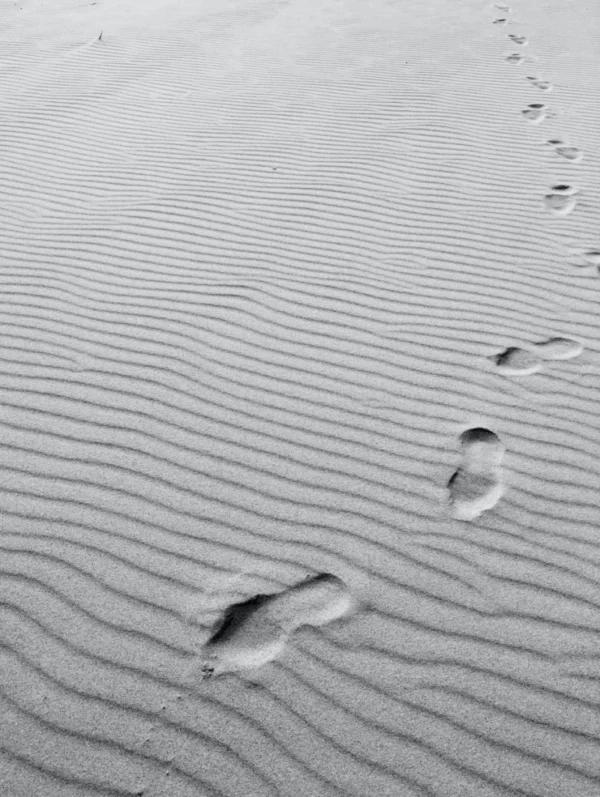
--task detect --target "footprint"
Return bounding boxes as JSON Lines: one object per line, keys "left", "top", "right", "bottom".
{"left": 188, "top": 573, "right": 354, "bottom": 680}
{"left": 526, "top": 76, "right": 553, "bottom": 91}
{"left": 508, "top": 33, "right": 528, "bottom": 45}
{"left": 522, "top": 103, "right": 548, "bottom": 123}
{"left": 555, "top": 145, "right": 582, "bottom": 161}
{"left": 544, "top": 184, "right": 578, "bottom": 216}
{"left": 489, "top": 338, "right": 583, "bottom": 377}
{"left": 546, "top": 139, "right": 582, "bottom": 162}
{"left": 447, "top": 428, "right": 505, "bottom": 522}
{"left": 495, "top": 4, "right": 511, "bottom": 11}
{"left": 506, "top": 53, "right": 525, "bottom": 64}
{"left": 487, "top": 346, "right": 543, "bottom": 376}
{"left": 493, "top": 17, "right": 508, "bottom": 24}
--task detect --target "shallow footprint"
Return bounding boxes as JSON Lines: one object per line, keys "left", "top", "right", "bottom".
{"left": 506, "top": 52, "right": 525, "bottom": 64}
{"left": 448, "top": 428, "right": 505, "bottom": 522}
{"left": 527, "top": 76, "right": 553, "bottom": 91}
{"left": 556, "top": 145, "right": 582, "bottom": 161}
{"left": 533, "top": 337, "right": 583, "bottom": 360}
{"left": 522, "top": 103, "right": 547, "bottom": 123}
{"left": 188, "top": 573, "right": 354, "bottom": 680}
{"left": 508, "top": 33, "right": 528, "bottom": 45}
{"left": 544, "top": 184, "right": 578, "bottom": 216}
{"left": 546, "top": 139, "right": 582, "bottom": 162}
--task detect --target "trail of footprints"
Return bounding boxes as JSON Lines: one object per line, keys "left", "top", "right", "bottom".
{"left": 176, "top": 3, "right": 597, "bottom": 688}
{"left": 495, "top": 3, "right": 591, "bottom": 220}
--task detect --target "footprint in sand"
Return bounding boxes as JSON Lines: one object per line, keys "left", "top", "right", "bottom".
{"left": 522, "top": 103, "right": 548, "bottom": 123}
{"left": 508, "top": 33, "right": 528, "bottom": 45}
{"left": 188, "top": 573, "right": 355, "bottom": 680}
{"left": 526, "top": 76, "right": 553, "bottom": 91}
{"left": 505, "top": 52, "right": 525, "bottom": 64}
{"left": 493, "top": 18, "right": 509, "bottom": 25}
{"left": 448, "top": 428, "right": 505, "bottom": 522}
{"left": 544, "top": 184, "right": 578, "bottom": 216}
{"left": 546, "top": 139, "right": 583, "bottom": 162}
{"left": 488, "top": 337, "right": 584, "bottom": 375}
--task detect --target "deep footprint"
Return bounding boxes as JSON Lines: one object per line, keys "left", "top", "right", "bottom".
{"left": 448, "top": 428, "right": 505, "bottom": 521}
{"left": 522, "top": 103, "right": 547, "bottom": 123}
{"left": 188, "top": 573, "right": 354, "bottom": 679}
{"left": 508, "top": 33, "right": 528, "bottom": 45}
{"left": 544, "top": 184, "right": 578, "bottom": 216}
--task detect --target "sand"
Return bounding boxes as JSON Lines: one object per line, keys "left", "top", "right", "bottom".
{"left": 1, "top": 0, "right": 599, "bottom": 795}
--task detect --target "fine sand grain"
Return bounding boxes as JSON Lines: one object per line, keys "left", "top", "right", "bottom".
{"left": 1, "top": 0, "right": 600, "bottom": 795}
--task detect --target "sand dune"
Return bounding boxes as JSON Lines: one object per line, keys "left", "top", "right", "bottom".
{"left": 1, "top": 0, "right": 599, "bottom": 795}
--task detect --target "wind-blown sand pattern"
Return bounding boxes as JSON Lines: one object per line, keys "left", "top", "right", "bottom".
{"left": 1, "top": 0, "right": 600, "bottom": 795}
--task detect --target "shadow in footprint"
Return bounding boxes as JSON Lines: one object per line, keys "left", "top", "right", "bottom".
{"left": 505, "top": 52, "right": 525, "bottom": 64}
{"left": 448, "top": 428, "right": 505, "bottom": 522}
{"left": 508, "top": 33, "right": 528, "bottom": 45}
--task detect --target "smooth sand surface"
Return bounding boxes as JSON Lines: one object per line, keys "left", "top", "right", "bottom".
{"left": 1, "top": 0, "right": 600, "bottom": 795}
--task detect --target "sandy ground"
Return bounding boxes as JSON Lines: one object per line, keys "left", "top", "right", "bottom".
{"left": 1, "top": 0, "right": 599, "bottom": 795}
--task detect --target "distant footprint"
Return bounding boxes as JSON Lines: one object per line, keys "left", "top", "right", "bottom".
{"left": 495, "top": 4, "right": 511, "bottom": 11}
{"left": 544, "top": 184, "right": 578, "bottom": 216}
{"left": 546, "top": 139, "right": 583, "bottom": 162}
{"left": 526, "top": 76, "right": 553, "bottom": 91}
{"left": 188, "top": 573, "right": 355, "bottom": 680}
{"left": 493, "top": 17, "right": 509, "bottom": 25}
{"left": 522, "top": 103, "right": 548, "bottom": 123}
{"left": 508, "top": 33, "right": 528, "bottom": 45}
{"left": 447, "top": 428, "right": 505, "bottom": 521}
{"left": 505, "top": 52, "right": 525, "bottom": 64}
